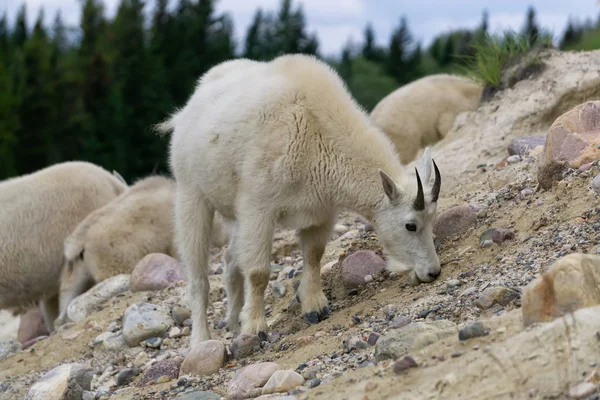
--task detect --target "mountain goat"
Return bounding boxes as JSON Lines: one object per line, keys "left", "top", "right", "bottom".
{"left": 0, "top": 161, "right": 128, "bottom": 333}
{"left": 53, "top": 175, "right": 178, "bottom": 327}
{"left": 370, "top": 73, "right": 483, "bottom": 164}
{"left": 155, "top": 54, "right": 442, "bottom": 348}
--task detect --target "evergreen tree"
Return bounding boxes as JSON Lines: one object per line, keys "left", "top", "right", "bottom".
{"left": 16, "top": 9, "right": 58, "bottom": 173}
{"left": 362, "top": 23, "right": 385, "bottom": 63}
{"left": 0, "top": 13, "right": 10, "bottom": 64}
{"left": 243, "top": 8, "right": 265, "bottom": 59}
{"left": 13, "top": 4, "right": 28, "bottom": 49}
{"left": 0, "top": 59, "right": 18, "bottom": 177}
{"left": 387, "top": 16, "right": 419, "bottom": 85}
{"left": 523, "top": 6, "right": 540, "bottom": 44}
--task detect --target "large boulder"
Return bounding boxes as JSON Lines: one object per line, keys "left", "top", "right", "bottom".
{"left": 538, "top": 101, "right": 600, "bottom": 189}
{"left": 25, "top": 363, "right": 93, "bottom": 400}
{"left": 521, "top": 253, "right": 600, "bottom": 327}
{"left": 341, "top": 250, "right": 386, "bottom": 288}
{"left": 130, "top": 253, "right": 187, "bottom": 292}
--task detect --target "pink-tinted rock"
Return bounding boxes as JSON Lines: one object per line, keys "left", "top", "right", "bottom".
{"left": 341, "top": 250, "right": 386, "bottom": 289}
{"left": 130, "top": 253, "right": 187, "bottom": 292}
{"left": 180, "top": 340, "right": 225, "bottom": 377}
{"left": 433, "top": 204, "right": 478, "bottom": 241}
{"left": 538, "top": 101, "right": 600, "bottom": 189}
{"left": 22, "top": 336, "right": 48, "bottom": 350}
{"left": 507, "top": 136, "right": 546, "bottom": 156}
{"left": 17, "top": 307, "right": 49, "bottom": 345}
{"left": 228, "top": 362, "right": 282, "bottom": 400}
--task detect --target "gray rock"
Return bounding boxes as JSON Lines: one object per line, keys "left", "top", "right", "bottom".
{"left": 122, "top": 302, "right": 173, "bottom": 347}
{"left": 67, "top": 275, "right": 130, "bottom": 323}
{"left": 180, "top": 340, "right": 226, "bottom": 377}
{"left": 171, "top": 305, "right": 192, "bottom": 326}
{"left": 343, "top": 336, "right": 369, "bottom": 352}
{"left": 341, "top": 250, "right": 386, "bottom": 289}
{"left": 458, "top": 321, "right": 490, "bottom": 341}
{"left": 0, "top": 339, "right": 21, "bottom": 360}
{"left": 367, "top": 332, "right": 381, "bottom": 346}
{"left": 100, "top": 332, "right": 126, "bottom": 351}
{"left": 262, "top": 370, "right": 305, "bottom": 395}
{"left": 506, "top": 155, "right": 521, "bottom": 164}
{"left": 389, "top": 315, "right": 411, "bottom": 329}
{"left": 592, "top": 173, "right": 600, "bottom": 194}
{"left": 507, "top": 135, "right": 546, "bottom": 156}
{"left": 116, "top": 368, "right": 139, "bottom": 386}
{"left": 392, "top": 356, "right": 418, "bottom": 374}
{"left": 433, "top": 204, "right": 478, "bottom": 241}
{"left": 179, "top": 391, "right": 221, "bottom": 400}
{"left": 375, "top": 320, "right": 457, "bottom": 361}
{"left": 271, "top": 282, "right": 286, "bottom": 298}
{"left": 231, "top": 334, "right": 261, "bottom": 359}
{"left": 25, "top": 363, "right": 93, "bottom": 400}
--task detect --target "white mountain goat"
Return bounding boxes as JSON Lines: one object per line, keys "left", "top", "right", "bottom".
{"left": 0, "top": 161, "right": 128, "bottom": 333}
{"left": 370, "top": 73, "right": 483, "bottom": 164}
{"left": 155, "top": 54, "right": 442, "bottom": 346}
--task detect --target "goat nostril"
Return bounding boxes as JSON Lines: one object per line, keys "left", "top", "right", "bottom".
{"left": 428, "top": 271, "right": 440, "bottom": 279}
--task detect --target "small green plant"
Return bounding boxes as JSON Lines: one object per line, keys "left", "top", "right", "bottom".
{"left": 458, "top": 29, "right": 554, "bottom": 88}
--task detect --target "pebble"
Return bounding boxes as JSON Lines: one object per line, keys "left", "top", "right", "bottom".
{"left": 307, "top": 378, "right": 321, "bottom": 388}
{"left": 367, "top": 332, "right": 381, "bottom": 346}
{"left": 180, "top": 340, "right": 226, "bottom": 377}
{"left": 145, "top": 337, "right": 163, "bottom": 349}
{"left": 392, "top": 356, "right": 418, "bottom": 374}
{"left": 134, "top": 352, "right": 149, "bottom": 367}
{"left": 171, "top": 306, "right": 192, "bottom": 326}
{"left": 231, "top": 334, "right": 261, "bottom": 359}
{"left": 0, "top": 339, "right": 21, "bottom": 360}
{"left": 227, "top": 362, "right": 281, "bottom": 400}
{"left": 66, "top": 274, "right": 130, "bottom": 323}
{"left": 592, "top": 173, "right": 600, "bottom": 194}
{"left": 364, "top": 274, "right": 373, "bottom": 283}
{"left": 389, "top": 315, "right": 411, "bottom": 329}
{"left": 262, "top": 370, "right": 305, "bottom": 395}
{"left": 25, "top": 363, "right": 92, "bottom": 399}
{"left": 446, "top": 279, "right": 462, "bottom": 288}
{"left": 116, "top": 368, "right": 139, "bottom": 386}
{"left": 567, "top": 381, "right": 597, "bottom": 398}
{"left": 271, "top": 282, "right": 286, "bottom": 298}
{"left": 137, "top": 358, "right": 183, "bottom": 386}
{"left": 122, "top": 302, "right": 173, "bottom": 347}
{"left": 474, "top": 286, "right": 519, "bottom": 310}
{"left": 507, "top": 155, "right": 521, "bottom": 164}
{"left": 458, "top": 321, "right": 489, "bottom": 341}
{"left": 169, "top": 327, "right": 182, "bottom": 338}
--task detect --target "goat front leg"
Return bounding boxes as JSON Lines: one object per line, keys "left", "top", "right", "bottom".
{"left": 297, "top": 220, "right": 333, "bottom": 324}
{"left": 223, "top": 226, "right": 244, "bottom": 336}
{"left": 236, "top": 208, "right": 275, "bottom": 342}
{"left": 175, "top": 185, "right": 214, "bottom": 347}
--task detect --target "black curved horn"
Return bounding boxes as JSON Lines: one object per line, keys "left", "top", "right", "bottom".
{"left": 413, "top": 168, "right": 425, "bottom": 211}
{"left": 431, "top": 159, "right": 441, "bottom": 203}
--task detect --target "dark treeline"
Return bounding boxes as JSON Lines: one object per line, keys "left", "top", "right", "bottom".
{"left": 0, "top": 0, "right": 598, "bottom": 181}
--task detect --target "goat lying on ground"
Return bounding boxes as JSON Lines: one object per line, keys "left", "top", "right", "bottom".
{"left": 156, "top": 54, "right": 442, "bottom": 348}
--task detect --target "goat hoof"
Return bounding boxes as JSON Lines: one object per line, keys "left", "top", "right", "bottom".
{"left": 258, "top": 331, "right": 268, "bottom": 342}
{"left": 304, "top": 311, "right": 320, "bottom": 324}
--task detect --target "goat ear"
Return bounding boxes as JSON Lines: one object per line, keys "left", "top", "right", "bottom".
{"left": 418, "top": 147, "right": 433, "bottom": 184}
{"left": 379, "top": 169, "right": 399, "bottom": 202}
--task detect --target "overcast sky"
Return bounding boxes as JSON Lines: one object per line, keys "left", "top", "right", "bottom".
{"left": 1, "top": 0, "right": 599, "bottom": 57}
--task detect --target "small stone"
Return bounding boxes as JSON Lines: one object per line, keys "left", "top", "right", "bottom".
{"left": 122, "top": 302, "right": 173, "bottom": 347}
{"left": 130, "top": 253, "right": 187, "bottom": 292}
{"left": 271, "top": 282, "right": 286, "bottom": 298}
{"left": 262, "top": 370, "right": 305, "bottom": 395}
{"left": 480, "top": 228, "right": 515, "bottom": 246}
{"left": 169, "top": 327, "right": 182, "bottom": 338}
{"left": 320, "top": 260, "right": 337, "bottom": 275}
{"left": 0, "top": 339, "right": 21, "bottom": 360}
{"left": 507, "top": 135, "right": 546, "bottom": 156}
{"left": 389, "top": 315, "right": 411, "bottom": 329}
{"left": 392, "top": 356, "right": 418, "bottom": 374}
{"left": 116, "top": 368, "right": 139, "bottom": 386}
{"left": 138, "top": 358, "right": 183, "bottom": 386}
{"left": 592, "top": 173, "right": 600, "bottom": 194}
{"left": 480, "top": 239, "right": 493, "bottom": 248}
{"left": 171, "top": 306, "right": 192, "bottom": 326}
{"left": 181, "top": 326, "right": 191, "bottom": 336}
{"left": 228, "top": 362, "right": 281, "bottom": 400}
{"left": 458, "top": 321, "right": 489, "bottom": 341}
{"left": 307, "top": 378, "right": 320, "bottom": 388}
{"left": 231, "top": 334, "right": 261, "bottom": 359}
{"left": 180, "top": 340, "right": 226, "bottom": 377}
{"left": 446, "top": 279, "right": 461, "bottom": 288}
{"left": 343, "top": 336, "right": 369, "bottom": 352}
{"left": 25, "top": 363, "right": 93, "bottom": 400}
{"left": 156, "top": 375, "right": 171, "bottom": 384}
{"left": 506, "top": 155, "right": 521, "bottom": 164}
{"left": 474, "top": 286, "right": 519, "bottom": 310}
{"left": 367, "top": 332, "right": 381, "bottom": 346}
{"left": 341, "top": 250, "right": 386, "bottom": 289}
{"left": 364, "top": 274, "right": 373, "bottom": 283}
{"left": 134, "top": 352, "right": 149, "bottom": 367}
{"left": 333, "top": 224, "right": 349, "bottom": 234}
{"left": 145, "top": 337, "right": 163, "bottom": 349}
{"left": 567, "top": 381, "right": 597, "bottom": 398}
{"left": 381, "top": 304, "right": 397, "bottom": 319}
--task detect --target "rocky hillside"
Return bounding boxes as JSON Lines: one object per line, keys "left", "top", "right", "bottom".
{"left": 2, "top": 48, "right": 600, "bottom": 400}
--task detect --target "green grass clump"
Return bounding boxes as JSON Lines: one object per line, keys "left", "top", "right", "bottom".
{"left": 460, "top": 29, "right": 554, "bottom": 88}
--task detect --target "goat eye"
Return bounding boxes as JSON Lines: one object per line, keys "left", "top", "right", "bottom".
{"left": 405, "top": 223, "right": 417, "bottom": 232}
